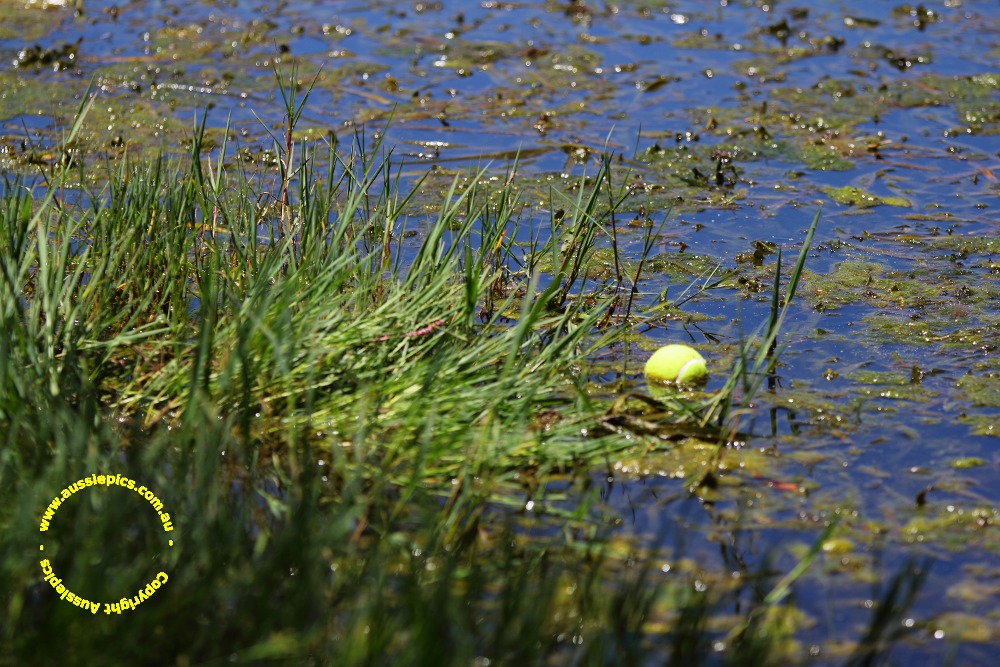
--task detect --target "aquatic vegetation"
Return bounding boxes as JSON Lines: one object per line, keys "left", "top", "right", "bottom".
{"left": 2, "top": 0, "right": 999, "bottom": 664}
{"left": 0, "top": 103, "right": 835, "bottom": 667}
{"left": 821, "top": 185, "right": 910, "bottom": 209}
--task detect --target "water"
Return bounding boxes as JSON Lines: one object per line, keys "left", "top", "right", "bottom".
{"left": 2, "top": 0, "right": 998, "bottom": 661}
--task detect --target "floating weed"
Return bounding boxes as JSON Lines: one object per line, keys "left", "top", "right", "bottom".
{"left": 932, "top": 613, "right": 997, "bottom": 644}
{"left": 862, "top": 312, "right": 975, "bottom": 347}
{"left": 920, "top": 235, "right": 1000, "bottom": 259}
{"left": 955, "top": 374, "right": 1000, "bottom": 408}
{"left": 951, "top": 457, "right": 986, "bottom": 469}
{"left": 805, "top": 259, "right": 952, "bottom": 312}
{"left": 644, "top": 251, "right": 725, "bottom": 281}
{"left": 0, "top": 0, "right": 66, "bottom": 41}
{"left": 959, "top": 414, "right": 999, "bottom": 438}
{"left": 847, "top": 373, "right": 939, "bottom": 403}
{"left": 821, "top": 185, "right": 911, "bottom": 209}
{"left": 849, "top": 371, "right": 919, "bottom": 386}
{"left": 901, "top": 507, "right": 999, "bottom": 551}
{"left": 794, "top": 141, "right": 857, "bottom": 171}
{"left": 611, "top": 434, "right": 781, "bottom": 484}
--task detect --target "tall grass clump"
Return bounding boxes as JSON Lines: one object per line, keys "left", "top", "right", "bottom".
{"left": 0, "top": 80, "right": 867, "bottom": 666}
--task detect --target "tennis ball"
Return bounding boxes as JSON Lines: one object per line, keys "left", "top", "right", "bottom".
{"left": 644, "top": 344, "right": 708, "bottom": 386}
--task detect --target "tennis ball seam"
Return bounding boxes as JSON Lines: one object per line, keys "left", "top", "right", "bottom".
{"left": 677, "top": 358, "right": 702, "bottom": 382}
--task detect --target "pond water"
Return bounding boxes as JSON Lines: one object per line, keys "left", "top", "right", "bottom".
{"left": 2, "top": 0, "right": 997, "bottom": 663}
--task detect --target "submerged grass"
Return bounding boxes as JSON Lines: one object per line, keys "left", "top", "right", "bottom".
{"left": 0, "top": 85, "right": 916, "bottom": 666}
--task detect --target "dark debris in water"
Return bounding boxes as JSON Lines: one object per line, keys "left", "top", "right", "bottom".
{"left": 12, "top": 37, "right": 80, "bottom": 71}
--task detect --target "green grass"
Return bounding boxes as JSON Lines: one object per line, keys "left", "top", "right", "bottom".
{"left": 0, "top": 85, "right": 924, "bottom": 666}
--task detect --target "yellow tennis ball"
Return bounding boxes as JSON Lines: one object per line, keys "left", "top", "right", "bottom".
{"left": 644, "top": 344, "right": 708, "bottom": 386}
